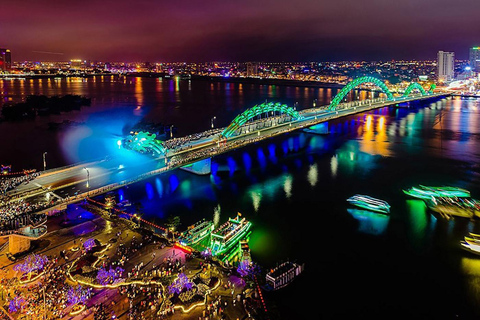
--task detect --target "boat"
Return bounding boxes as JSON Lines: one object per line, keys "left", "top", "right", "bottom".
{"left": 177, "top": 219, "right": 214, "bottom": 247}
{"left": 461, "top": 240, "right": 480, "bottom": 256}
{"left": 426, "top": 197, "right": 480, "bottom": 219}
{"left": 210, "top": 214, "right": 252, "bottom": 256}
{"left": 265, "top": 261, "right": 304, "bottom": 291}
{"left": 403, "top": 185, "right": 470, "bottom": 200}
{"left": 346, "top": 195, "right": 390, "bottom": 214}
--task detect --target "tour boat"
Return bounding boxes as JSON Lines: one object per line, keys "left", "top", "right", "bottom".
{"left": 210, "top": 214, "right": 252, "bottom": 256}
{"left": 346, "top": 195, "right": 390, "bottom": 214}
{"left": 426, "top": 197, "right": 480, "bottom": 219}
{"left": 403, "top": 185, "right": 470, "bottom": 200}
{"left": 177, "top": 219, "right": 214, "bottom": 247}
{"left": 265, "top": 261, "right": 304, "bottom": 291}
{"left": 461, "top": 240, "right": 480, "bottom": 255}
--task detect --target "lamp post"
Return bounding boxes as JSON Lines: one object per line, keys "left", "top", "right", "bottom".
{"left": 211, "top": 116, "right": 216, "bottom": 129}
{"left": 43, "top": 152, "right": 47, "bottom": 171}
{"left": 83, "top": 167, "right": 90, "bottom": 194}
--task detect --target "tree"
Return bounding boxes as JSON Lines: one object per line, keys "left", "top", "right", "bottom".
{"left": 166, "top": 215, "right": 181, "bottom": 241}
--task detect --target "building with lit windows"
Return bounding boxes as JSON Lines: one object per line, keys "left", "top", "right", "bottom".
{"left": 469, "top": 47, "right": 480, "bottom": 72}
{"left": 0, "top": 48, "right": 12, "bottom": 71}
{"left": 437, "top": 51, "right": 454, "bottom": 82}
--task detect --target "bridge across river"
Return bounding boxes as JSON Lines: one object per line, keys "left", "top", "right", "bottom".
{"left": 2, "top": 77, "right": 449, "bottom": 214}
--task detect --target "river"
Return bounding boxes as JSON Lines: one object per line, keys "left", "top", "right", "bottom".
{"left": 1, "top": 76, "right": 480, "bottom": 318}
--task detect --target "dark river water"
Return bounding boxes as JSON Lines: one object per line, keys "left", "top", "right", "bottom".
{"left": 2, "top": 76, "right": 480, "bottom": 319}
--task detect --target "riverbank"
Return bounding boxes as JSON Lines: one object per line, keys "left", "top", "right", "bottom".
{"left": 0, "top": 202, "right": 270, "bottom": 319}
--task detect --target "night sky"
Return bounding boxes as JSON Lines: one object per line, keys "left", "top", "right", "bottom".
{"left": 2, "top": 0, "right": 480, "bottom": 62}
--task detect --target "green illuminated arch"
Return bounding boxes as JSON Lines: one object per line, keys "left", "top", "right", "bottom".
{"left": 428, "top": 83, "right": 436, "bottom": 93}
{"left": 403, "top": 82, "right": 426, "bottom": 97}
{"left": 328, "top": 76, "right": 393, "bottom": 110}
{"left": 221, "top": 102, "right": 301, "bottom": 138}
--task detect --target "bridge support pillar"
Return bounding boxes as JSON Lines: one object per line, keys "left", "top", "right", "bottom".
{"left": 9, "top": 235, "right": 31, "bottom": 255}
{"left": 180, "top": 158, "right": 211, "bottom": 175}
{"left": 303, "top": 122, "right": 329, "bottom": 135}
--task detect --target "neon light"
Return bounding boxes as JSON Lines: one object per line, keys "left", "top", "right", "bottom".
{"left": 329, "top": 76, "right": 393, "bottom": 110}
{"left": 403, "top": 82, "right": 426, "bottom": 97}
{"left": 174, "top": 242, "right": 193, "bottom": 253}
{"left": 210, "top": 216, "right": 252, "bottom": 256}
{"left": 221, "top": 102, "right": 301, "bottom": 138}
{"left": 346, "top": 194, "right": 390, "bottom": 214}
{"left": 403, "top": 186, "right": 470, "bottom": 199}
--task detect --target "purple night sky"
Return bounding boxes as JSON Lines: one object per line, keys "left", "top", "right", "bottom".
{"left": 1, "top": 0, "right": 479, "bottom": 62}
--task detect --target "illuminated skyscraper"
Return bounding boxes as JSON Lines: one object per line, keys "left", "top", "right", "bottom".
{"left": 246, "top": 62, "right": 258, "bottom": 77}
{"left": 469, "top": 47, "right": 480, "bottom": 71}
{"left": 0, "top": 48, "right": 11, "bottom": 71}
{"left": 437, "top": 51, "right": 454, "bottom": 82}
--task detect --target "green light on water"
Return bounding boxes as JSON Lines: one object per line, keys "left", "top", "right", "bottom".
{"left": 406, "top": 199, "right": 428, "bottom": 246}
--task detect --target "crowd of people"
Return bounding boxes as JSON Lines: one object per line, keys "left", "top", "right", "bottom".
{"left": 1, "top": 257, "right": 74, "bottom": 319}
{"left": 0, "top": 197, "right": 53, "bottom": 233}
{"left": 162, "top": 128, "right": 221, "bottom": 150}
{"left": 0, "top": 171, "right": 40, "bottom": 195}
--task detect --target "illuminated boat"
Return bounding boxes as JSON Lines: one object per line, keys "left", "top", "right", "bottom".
{"left": 464, "top": 236, "right": 480, "bottom": 246}
{"left": 346, "top": 195, "right": 390, "bottom": 214}
{"left": 427, "top": 197, "right": 480, "bottom": 219}
{"left": 177, "top": 219, "right": 214, "bottom": 247}
{"left": 461, "top": 240, "right": 480, "bottom": 256}
{"left": 468, "top": 232, "right": 480, "bottom": 239}
{"left": 210, "top": 214, "right": 252, "bottom": 256}
{"left": 265, "top": 261, "right": 304, "bottom": 291}
{"left": 403, "top": 185, "right": 470, "bottom": 200}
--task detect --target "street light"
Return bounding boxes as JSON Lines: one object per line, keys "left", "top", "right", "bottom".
{"left": 83, "top": 167, "right": 90, "bottom": 193}
{"left": 211, "top": 116, "right": 216, "bottom": 129}
{"left": 43, "top": 152, "right": 47, "bottom": 171}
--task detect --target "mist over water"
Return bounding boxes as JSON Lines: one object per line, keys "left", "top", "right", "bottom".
{"left": 2, "top": 77, "right": 480, "bottom": 318}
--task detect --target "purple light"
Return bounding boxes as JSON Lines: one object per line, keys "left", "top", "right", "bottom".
{"left": 13, "top": 254, "right": 49, "bottom": 274}
{"left": 236, "top": 260, "right": 259, "bottom": 278}
{"left": 168, "top": 273, "right": 193, "bottom": 295}
{"left": 96, "top": 266, "right": 124, "bottom": 285}
{"left": 67, "top": 285, "right": 92, "bottom": 306}
{"left": 8, "top": 296, "right": 26, "bottom": 313}
{"left": 83, "top": 238, "right": 96, "bottom": 251}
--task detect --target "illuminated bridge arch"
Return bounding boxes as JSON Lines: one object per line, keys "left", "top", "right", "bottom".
{"left": 403, "top": 82, "right": 426, "bottom": 97}
{"left": 221, "top": 102, "right": 301, "bottom": 138}
{"left": 328, "top": 76, "right": 394, "bottom": 110}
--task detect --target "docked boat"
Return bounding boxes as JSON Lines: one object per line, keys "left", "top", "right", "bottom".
{"left": 265, "top": 261, "right": 304, "bottom": 291}
{"left": 346, "top": 195, "right": 390, "bottom": 214}
{"left": 403, "top": 185, "right": 470, "bottom": 200}
{"left": 210, "top": 214, "right": 252, "bottom": 256}
{"left": 177, "top": 219, "right": 214, "bottom": 247}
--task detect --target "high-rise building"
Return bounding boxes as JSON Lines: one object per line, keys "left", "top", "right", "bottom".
{"left": 469, "top": 47, "right": 480, "bottom": 71}
{"left": 246, "top": 62, "right": 258, "bottom": 77}
{"left": 0, "top": 48, "right": 12, "bottom": 71}
{"left": 437, "top": 51, "right": 455, "bottom": 82}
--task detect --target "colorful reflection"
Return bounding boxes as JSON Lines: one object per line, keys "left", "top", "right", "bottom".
{"left": 347, "top": 208, "right": 390, "bottom": 236}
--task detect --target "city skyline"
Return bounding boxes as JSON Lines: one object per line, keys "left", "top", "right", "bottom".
{"left": 2, "top": 0, "right": 480, "bottom": 62}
